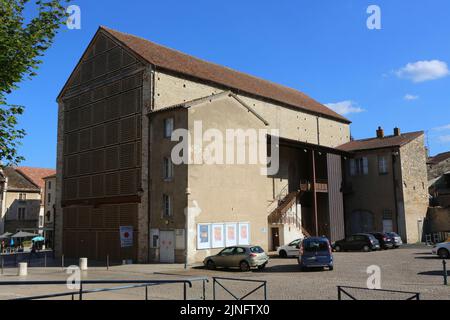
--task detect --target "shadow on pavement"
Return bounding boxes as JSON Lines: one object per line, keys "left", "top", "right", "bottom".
{"left": 417, "top": 270, "right": 450, "bottom": 276}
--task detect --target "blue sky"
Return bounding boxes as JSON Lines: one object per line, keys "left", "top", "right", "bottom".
{"left": 7, "top": 0, "right": 450, "bottom": 168}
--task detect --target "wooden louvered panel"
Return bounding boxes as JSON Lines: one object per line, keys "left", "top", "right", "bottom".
{"left": 64, "top": 178, "right": 78, "bottom": 200}
{"left": 122, "top": 50, "right": 136, "bottom": 67}
{"left": 79, "top": 92, "right": 91, "bottom": 106}
{"left": 119, "top": 204, "right": 137, "bottom": 227}
{"left": 91, "top": 149, "right": 105, "bottom": 172}
{"left": 120, "top": 143, "right": 136, "bottom": 169}
{"left": 92, "top": 101, "right": 105, "bottom": 124}
{"left": 78, "top": 231, "right": 97, "bottom": 259}
{"left": 136, "top": 141, "right": 142, "bottom": 166}
{"left": 91, "top": 207, "right": 104, "bottom": 228}
{"left": 136, "top": 168, "right": 142, "bottom": 190}
{"left": 120, "top": 169, "right": 137, "bottom": 195}
{"left": 91, "top": 125, "right": 105, "bottom": 148}
{"left": 79, "top": 129, "right": 92, "bottom": 151}
{"left": 65, "top": 109, "right": 79, "bottom": 132}
{"left": 79, "top": 106, "right": 92, "bottom": 128}
{"left": 107, "top": 80, "right": 121, "bottom": 96}
{"left": 78, "top": 152, "right": 92, "bottom": 174}
{"left": 77, "top": 207, "right": 92, "bottom": 228}
{"left": 94, "top": 34, "right": 107, "bottom": 54}
{"left": 63, "top": 207, "right": 78, "bottom": 228}
{"left": 105, "top": 121, "right": 120, "bottom": 145}
{"left": 63, "top": 230, "right": 78, "bottom": 258}
{"left": 65, "top": 97, "right": 79, "bottom": 110}
{"left": 81, "top": 60, "right": 94, "bottom": 82}
{"left": 120, "top": 116, "right": 136, "bottom": 142}
{"left": 70, "top": 71, "right": 81, "bottom": 87}
{"left": 65, "top": 132, "right": 79, "bottom": 154}
{"left": 104, "top": 172, "right": 119, "bottom": 196}
{"left": 91, "top": 174, "right": 104, "bottom": 198}
{"left": 122, "top": 73, "right": 142, "bottom": 91}
{"left": 105, "top": 96, "right": 121, "bottom": 121}
{"left": 121, "top": 90, "right": 137, "bottom": 116}
{"left": 107, "top": 47, "right": 122, "bottom": 72}
{"left": 103, "top": 205, "right": 120, "bottom": 228}
{"left": 78, "top": 176, "right": 92, "bottom": 199}
{"left": 65, "top": 154, "right": 79, "bottom": 177}
{"left": 105, "top": 146, "right": 119, "bottom": 171}
{"left": 136, "top": 115, "right": 142, "bottom": 138}
{"left": 98, "top": 231, "right": 120, "bottom": 260}
{"left": 93, "top": 53, "right": 107, "bottom": 78}
{"left": 136, "top": 88, "right": 142, "bottom": 112}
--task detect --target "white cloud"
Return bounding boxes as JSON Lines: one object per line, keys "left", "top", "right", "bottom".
{"left": 396, "top": 60, "right": 449, "bottom": 83}
{"left": 438, "top": 135, "right": 450, "bottom": 143}
{"left": 324, "top": 100, "right": 365, "bottom": 115}
{"left": 404, "top": 94, "right": 419, "bottom": 100}
{"left": 434, "top": 124, "right": 450, "bottom": 131}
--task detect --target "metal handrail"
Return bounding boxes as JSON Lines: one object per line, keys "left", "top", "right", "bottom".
{"left": 337, "top": 285, "right": 420, "bottom": 300}
{"left": 212, "top": 277, "right": 267, "bottom": 300}
{"left": 0, "top": 277, "right": 209, "bottom": 301}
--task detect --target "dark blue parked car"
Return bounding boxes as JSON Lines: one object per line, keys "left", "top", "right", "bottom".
{"left": 298, "top": 237, "right": 333, "bottom": 271}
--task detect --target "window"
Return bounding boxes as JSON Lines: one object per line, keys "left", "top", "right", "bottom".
{"left": 378, "top": 156, "right": 388, "bottom": 174}
{"left": 163, "top": 157, "right": 173, "bottom": 180}
{"left": 162, "top": 194, "right": 172, "bottom": 217}
{"left": 19, "top": 193, "right": 26, "bottom": 201}
{"left": 349, "top": 157, "right": 369, "bottom": 176}
{"left": 47, "top": 193, "right": 51, "bottom": 204}
{"left": 163, "top": 118, "right": 174, "bottom": 138}
{"left": 18, "top": 208, "right": 26, "bottom": 220}
{"left": 46, "top": 211, "right": 51, "bottom": 223}
{"left": 48, "top": 181, "right": 52, "bottom": 190}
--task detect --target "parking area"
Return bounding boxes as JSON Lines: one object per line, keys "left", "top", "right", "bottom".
{"left": 0, "top": 245, "right": 448, "bottom": 300}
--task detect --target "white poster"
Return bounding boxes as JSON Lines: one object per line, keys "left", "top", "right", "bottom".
{"left": 238, "top": 223, "right": 250, "bottom": 245}
{"left": 197, "top": 224, "right": 211, "bottom": 249}
{"left": 119, "top": 226, "right": 133, "bottom": 248}
{"left": 225, "top": 223, "right": 237, "bottom": 247}
{"left": 211, "top": 224, "right": 225, "bottom": 248}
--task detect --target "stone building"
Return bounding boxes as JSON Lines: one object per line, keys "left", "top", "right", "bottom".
{"left": 43, "top": 174, "right": 57, "bottom": 248}
{"left": 55, "top": 26, "right": 352, "bottom": 263}
{"left": 339, "top": 127, "right": 429, "bottom": 243}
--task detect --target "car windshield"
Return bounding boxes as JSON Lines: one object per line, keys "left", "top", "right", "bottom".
{"left": 289, "top": 239, "right": 300, "bottom": 246}
{"left": 250, "top": 246, "right": 264, "bottom": 253}
{"left": 304, "top": 240, "right": 329, "bottom": 252}
{"left": 219, "top": 247, "right": 234, "bottom": 255}
{"left": 387, "top": 232, "right": 399, "bottom": 237}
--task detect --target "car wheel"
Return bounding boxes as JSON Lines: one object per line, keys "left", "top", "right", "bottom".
{"left": 279, "top": 250, "right": 287, "bottom": 258}
{"left": 206, "top": 260, "right": 216, "bottom": 270}
{"left": 335, "top": 245, "right": 341, "bottom": 252}
{"left": 257, "top": 263, "right": 267, "bottom": 270}
{"left": 328, "top": 265, "right": 334, "bottom": 271}
{"left": 239, "top": 261, "right": 250, "bottom": 272}
{"left": 362, "top": 245, "right": 370, "bottom": 252}
{"left": 438, "top": 248, "right": 450, "bottom": 259}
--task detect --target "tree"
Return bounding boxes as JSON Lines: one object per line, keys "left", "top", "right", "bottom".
{"left": 0, "top": 0, "right": 69, "bottom": 165}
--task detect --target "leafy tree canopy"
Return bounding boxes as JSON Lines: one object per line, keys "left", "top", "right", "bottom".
{"left": 0, "top": 0, "right": 69, "bottom": 165}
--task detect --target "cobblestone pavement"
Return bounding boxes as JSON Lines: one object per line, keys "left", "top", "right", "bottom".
{"left": 0, "top": 245, "right": 448, "bottom": 300}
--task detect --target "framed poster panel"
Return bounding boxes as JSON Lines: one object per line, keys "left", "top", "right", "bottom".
{"left": 211, "top": 224, "right": 225, "bottom": 248}
{"left": 238, "top": 223, "right": 250, "bottom": 245}
{"left": 197, "top": 224, "right": 211, "bottom": 249}
{"left": 225, "top": 223, "right": 237, "bottom": 247}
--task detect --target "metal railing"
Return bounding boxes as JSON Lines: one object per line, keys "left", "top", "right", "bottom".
{"left": 0, "top": 277, "right": 209, "bottom": 300}
{"left": 212, "top": 277, "right": 267, "bottom": 300}
{"left": 337, "top": 286, "right": 420, "bottom": 300}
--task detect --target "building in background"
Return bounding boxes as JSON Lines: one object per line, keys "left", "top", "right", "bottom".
{"left": 0, "top": 167, "right": 41, "bottom": 234}
{"left": 43, "top": 174, "right": 57, "bottom": 249}
{"left": 339, "top": 127, "right": 429, "bottom": 243}
{"left": 55, "top": 27, "right": 351, "bottom": 263}
{"left": 427, "top": 151, "right": 450, "bottom": 181}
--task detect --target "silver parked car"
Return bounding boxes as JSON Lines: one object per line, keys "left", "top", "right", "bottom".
{"left": 203, "top": 245, "right": 269, "bottom": 271}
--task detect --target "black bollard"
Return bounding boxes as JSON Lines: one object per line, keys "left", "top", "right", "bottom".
{"left": 443, "top": 260, "right": 448, "bottom": 286}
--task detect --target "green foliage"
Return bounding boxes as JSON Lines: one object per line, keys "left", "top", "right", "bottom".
{"left": 0, "top": 0, "right": 69, "bottom": 165}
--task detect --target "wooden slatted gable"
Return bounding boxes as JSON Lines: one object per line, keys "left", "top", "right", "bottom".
{"left": 104, "top": 172, "right": 120, "bottom": 196}
{"left": 91, "top": 174, "right": 105, "bottom": 198}
{"left": 78, "top": 152, "right": 92, "bottom": 175}
{"left": 78, "top": 176, "right": 92, "bottom": 199}
{"left": 120, "top": 169, "right": 137, "bottom": 195}
{"left": 105, "top": 146, "right": 119, "bottom": 171}
{"left": 120, "top": 116, "right": 136, "bottom": 142}
{"left": 120, "top": 143, "right": 136, "bottom": 169}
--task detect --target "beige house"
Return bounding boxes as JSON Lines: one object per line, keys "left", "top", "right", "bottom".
{"left": 339, "top": 127, "right": 429, "bottom": 243}
{"left": 43, "top": 174, "right": 57, "bottom": 248}
{"left": 55, "top": 26, "right": 354, "bottom": 263}
{"left": 0, "top": 167, "right": 41, "bottom": 234}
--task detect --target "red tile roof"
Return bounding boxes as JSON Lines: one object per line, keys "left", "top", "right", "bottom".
{"left": 338, "top": 131, "right": 424, "bottom": 152}
{"left": 428, "top": 151, "right": 450, "bottom": 165}
{"left": 101, "top": 26, "right": 350, "bottom": 124}
{"left": 16, "top": 167, "right": 56, "bottom": 190}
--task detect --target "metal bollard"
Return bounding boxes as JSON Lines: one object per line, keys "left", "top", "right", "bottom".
{"left": 44, "top": 252, "right": 47, "bottom": 268}
{"left": 1, "top": 256, "right": 3, "bottom": 275}
{"left": 443, "top": 260, "right": 448, "bottom": 286}
{"left": 18, "top": 262, "right": 27, "bottom": 276}
{"left": 79, "top": 257, "right": 88, "bottom": 271}
{"left": 61, "top": 254, "right": 64, "bottom": 270}
{"left": 107, "top": 254, "right": 109, "bottom": 271}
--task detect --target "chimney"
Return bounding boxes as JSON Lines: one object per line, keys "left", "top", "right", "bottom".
{"left": 376, "top": 126, "right": 384, "bottom": 138}
{"left": 394, "top": 127, "right": 401, "bottom": 136}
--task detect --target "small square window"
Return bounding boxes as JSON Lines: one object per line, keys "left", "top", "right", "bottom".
{"left": 378, "top": 156, "right": 388, "bottom": 174}
{"left": 164, "top": 118, "right": 174, "bottom": 138}
{"left": 163, "top": 157, "right": 173, "bottom": 180}
{"left": 163, "top": 194, "right": 172, "bottom": 217}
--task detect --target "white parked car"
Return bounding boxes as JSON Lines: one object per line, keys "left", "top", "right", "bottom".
{"left": 277, "top": 238, "right": 302, "bottom": 258}
{"left": 432, "top": 242, "right": 450, "bottom": 259}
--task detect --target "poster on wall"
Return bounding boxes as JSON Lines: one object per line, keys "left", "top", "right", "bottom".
{"left": 197, "top": 224, "right": 211, "bottom": 249}
{"left": 119, "top": 226, "right": 133, "bottom": 248}
{"left": 225, "top": 223, "right": 237, "bottom": 246}
{"left": 238, "top": 223, "right": 250, "bottom": 245}
{"left": 212, "top": 224, "right": 225, "bottom": 248}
